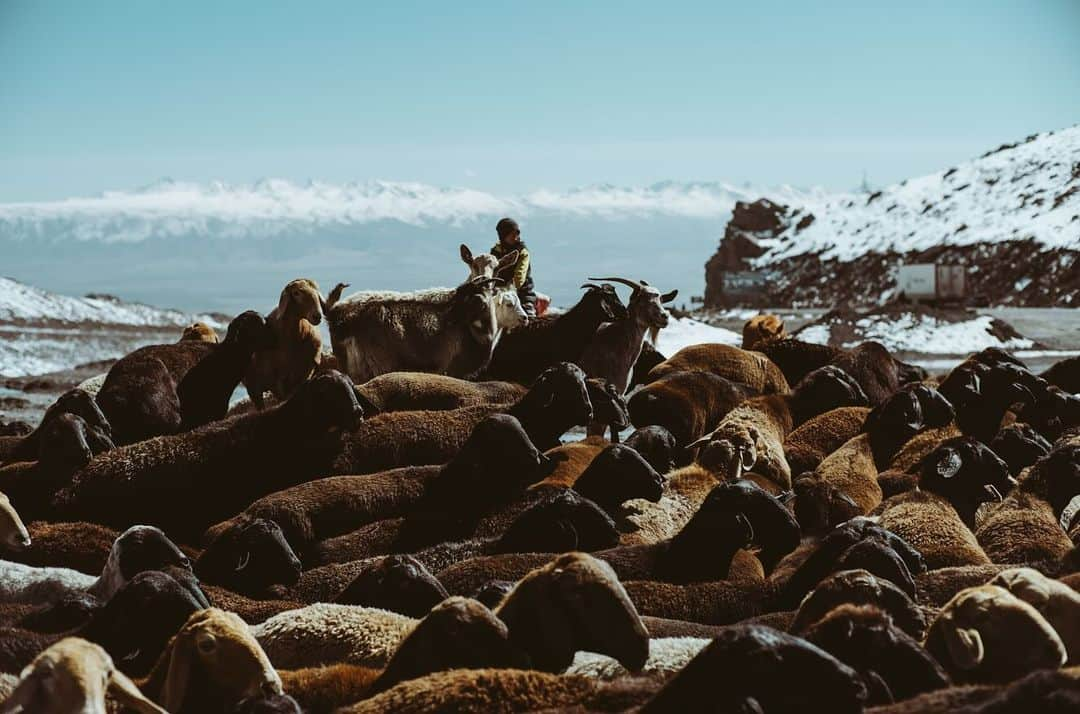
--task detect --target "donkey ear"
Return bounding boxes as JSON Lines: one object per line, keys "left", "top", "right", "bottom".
{"left": 661, "top": 289, "right": 678, "bottom": 303}
{"left": 460, "top": 244, "right": 473, "bottom": 264}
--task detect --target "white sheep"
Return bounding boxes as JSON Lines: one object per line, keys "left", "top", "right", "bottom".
{"left": 566, "top": 636, "right": 709, "bottom": 679}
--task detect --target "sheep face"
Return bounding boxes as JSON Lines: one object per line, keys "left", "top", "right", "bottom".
{"left": 586, "top": 379, "right": 630, "bottom": 431}
{"left": 36, "top": 413, "right": 103, "bottom": 474}
{"left": 793, "top": 475, "right": 862, "bottom": 535}
{"left": 802, "top": 604, "right": 949, "bottom": 705}
{"left": 223, "top": 310, "right": 276, "bottom": 351}
{"left": 180, "top": 322, "right": 219, "bottom": 343}
{"left": 625, "top": 425, "right": 678, "bottom": 474}
{"left": 697, "top": 428, "right": 758, "bottom": 481}
{"left": 919, "top": 437, "right": 1015, "bottom": 526}
{"left": 153, "top": 609, "right": 282, "bottom": 711}
{"left": 278, "top": 279, "right": 324, "bottom": 326}
{"left": 1021, "top": 385, "right": 1080, "bottom": 441}
{"left": 742, "top": 314, "right": 786, "bottom": 351}
{"left": 497, "top": 490, "right": 620, "bottom": 553}
{"left": 42, "top": 388, "right": 112, "bottom": 441}
{"left": 496, "top": 552, "right": 649, "bottom": 673}
{"left": 334, "top": 555, "right": 449, "bottom": 617}
{"left": 82, "top": 570, "right": 210, "bottom": 678}
{"left": 470, "top": 580, "right": 514, "bottom": 609}
{"left": 494, "top": 288, "right": 528, "bottom": 331}
{"left": 990, "top": 423, "right": 1052, "bottom": 476}
{"left": 928, "top": 585, "right": 1066, "bottom": 683}
{"left": 642, "top": 625, "right": 867, "bottom": 714}
{"left": 863, "top": 390, "right": 924, "bottom": 464}
{"left": 280, "top": 370, "right": 364, "bottom": 436}
{"left": 3, "top": 638, "right": 164, "bottom": 714}
{"left": 790, "top": 569, "right": 927, "bottom": 641}
{"left": 0, "top": 491, "right": 31, "bottom": 551}
{"left": 694, "top": 480, "right": 801, "bottom": 574}
{"left": 374, "top": 597, "right": 527, "bottom": 694}
{"left": 906, "top": 383, "right": 955, "bottom": 428}
{"left": 574, "top": 444, "right": 665, "bottom": 506}
{"left": 795, "top": 366, "right": 871, "bottom": 412}
{"left": 1034, "top": 444, "right": 1080, "bottom": 516}
{"left": 528, "top": 362, "right": 594, "bottom": 426}
{"left": 196, "top": 517, "right": 302, "bottom": 595}
{"left": 110, "top": 525, "right": 191, "bottom": 580}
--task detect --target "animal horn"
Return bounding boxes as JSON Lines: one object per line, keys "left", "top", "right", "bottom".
{"left": 580, "top": 283, "right": 602, "bottom": 290}
{"left": 588, "top": 277, "right": 645, "bottom": 292}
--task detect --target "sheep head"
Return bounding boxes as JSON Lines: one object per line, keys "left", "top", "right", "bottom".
{"left": 927, "top": 585, "right": 1066, "bottom": 683}
{"left": 990, "top": 423, "right": 1052, "bottom": 476}
{"left": 277, "top": 278, "right": 324, "bottom": 326}
{"left": 196, "top": 517, "right": 302, "bottom": 596}
{"left": 224, "top": 310, "right": 276, "bottom": 351}
{"left": 180, "top": 322, "right": 220, "bottom": 343}
{"left": 862, "top": 390, "right": 924, "bottom": 466}
{"left": 625, "top": 425, "right": 679, "bottom": 474}
{"left": 793, "top": 474, "right": 863, "bottom": 536}
{"left": 790, "top": 569, "right": 927, "bottom": 641}
{"left": 146, "top": 609, "right": 282, "bottom": 712}
{"left": 280, "top": 370, "right": 364, "bottom": 435}
{"left": 585, "top": 378, "right": 630, "bottom": 433}
{"left": 334, "top": 554, "right": 449, "bottom": 617}
{"left": 791, "top": 366, "right": 870, "bottom": 422}
{"left": 494, "top": 552, "right": 649, "bottom": 673}
{"left": 0, "top": 491, "right": 30, "bottom": 552}
{"left": 0, "top": 637, "right": 165, "bottom": 714}
{"left": 918, "top": 436, "right": 1015, "bottom": 527}
{"left": 494, "top": 490, "right": 619, "bottom": 554}
{"left": 519, "top": 362, "right": 593, "bottom": 429}
{"left": 574, "top": 444, "right": 665, "bottom": 506}
{"left": 742, "top": 314, "right": 787, "bottom": 351}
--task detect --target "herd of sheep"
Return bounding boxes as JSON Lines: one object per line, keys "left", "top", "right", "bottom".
{"left": 0, "top": 242, "right": 1077, "bottom": 713}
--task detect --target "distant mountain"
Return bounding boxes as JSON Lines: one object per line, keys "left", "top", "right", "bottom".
{"left": 0, "top": 180, "right": 810, "bottom": 313}
{"left": 705, "top": 126, "right": 1080, "bottom": 307}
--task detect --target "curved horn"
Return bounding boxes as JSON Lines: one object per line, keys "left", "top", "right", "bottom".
{"left": 686, "top": 434, "right": 714, "bottom": 450}
{"left": 588, "top": 277, "right": 645, "bottom": 292}
{"left": 580, "top": 283, "right": 603, "bottom": 290}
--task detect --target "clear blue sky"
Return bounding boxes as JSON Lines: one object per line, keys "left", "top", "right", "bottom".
{"left": 2, "top": 0, "right": 1078, "bottom": 201}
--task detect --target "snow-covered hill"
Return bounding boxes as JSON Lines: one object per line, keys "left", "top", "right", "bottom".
{"left": 705, "top": 126, "right": 1079, "bottom": 307}
{"left": 0, "top": 278, "right": 225, "bottom": 328}
{"left": 755, "top": 126, "right": 1079, "bottom": 263}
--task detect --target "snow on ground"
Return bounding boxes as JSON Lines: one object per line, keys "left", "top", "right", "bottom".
{"left": 753, "top": 125, "right": 1080, "bottom": 264}
{"left": 0, "top": 326, "right": 170, "bottom": 377}
{"left": 798, "top": 313, "right": 1035, "bottom": 353}
{"left": 655, "top": 317, "right": 741, "bottom": 356}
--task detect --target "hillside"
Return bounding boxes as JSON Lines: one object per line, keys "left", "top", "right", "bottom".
{"left": 705, "top": 126, "right": 1080, "bottom": 307}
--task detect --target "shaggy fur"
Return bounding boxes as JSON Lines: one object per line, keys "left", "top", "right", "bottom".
{"left": 784, "top": 406, "right": 871, "bottom": 476}
{"left": 646, "top": 343, "right": 790, "bottom": 394}
{"left": 628, "top": 370, "right": 759, "bottom": 448}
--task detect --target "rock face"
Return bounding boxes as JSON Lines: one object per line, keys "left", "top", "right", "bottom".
{"left": 704, "top": 199, "right": 799, "bottom": 307}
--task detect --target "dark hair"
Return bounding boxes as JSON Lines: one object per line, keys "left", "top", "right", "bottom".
{"left": 496, "top": 217, "right": 520, "bottom": 239}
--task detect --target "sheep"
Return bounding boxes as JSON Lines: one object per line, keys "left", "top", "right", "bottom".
{"left": 261, "top": 553, "right": 648, "bottom": 676}
{"left": 327, "top": 362, "right": 591, "bottom": 474}
{"left": 97, "top": 311, "right": 274, "bottom": 444}
{"left": 989, "top": 423, "right": 1052, "bottom": 476}
{"left": 324, "top": 277, "right": 515, "bottom": 384}
{"left": 990, "top": 568, "right": 1080, "bottom": 663}
{"left": 0, "top": 525, "right": 189, "bottom": 606}
{"left": 436, "top": 480, "right": 801, "bottom": 595}
{"left": 0, "top": 637, "right": 165, "bottom": 714}
{"left": 1042, "top": 354, "right": 1079, "bottom": 393}
{"left": 794, "top": 434, "right": 882, "bottom": 534}
{"left": 584, "top": 378, "right": 631, "bottom": 442}
{"left": 620, "top": 518, "right": 925, "bottom": 625}
{"left": 203, "top": 412, "right": 549, "bottom": 560}
{"left": 784, "top": 406, "right": 871, "bottom": 477}
{"left": 181, "top": 321, "right": 220, "bottom": 343}
{"left": 938, "top": 360, "right": 1045, "bottom": 443}
{"left": 743, "top": 313, "right": 788, "bottom": 350}
{"left": 459, "top": 243, "right": 517, "bottom": 280}
{"left": 801, "top": 604, "right": 950, "bottom": 706}
{"left": 564, "top": 635, "right": 709, "bottom": 681}
{"left": 0, "top": 389, "right": 111, "bottom": 466}
{"left": 483, "top": 283, "right": 628, "bottom": 384}
{"left": 534, "top": 436, "right": 609, "bottom": 490}
{"left": 788, "top": 569, "right": 928, "bottom": 640}
{"left": 195, "top": 517, "right": 303, "bottom": 597}
{"left": 0, "top": 495, "right": 28, "bottom": 554}
{"left": 244, "top": 279, "right": 327, "bottom": 409}
{"left": 624, "top": 425, "right": 679, "bottom": 474}
{"left": 575, "top": 276, "right": 677, "bottom": 399}
{"left": 865, "top": 666, "right": 1080, "bottom": 714}
{"left": 0, "top": 567, "right": 210, "bottom": 678}
{"left": 0, "top": 413, "right": 114, "bottom": 522}
{"left": 925, "top": 584, "right": 1067, "bottom": 684}
{"left": 692, "top": 365, "right": 870, "bottom": 491}
{"left": 629, "top": 370, "right": 759, "bottom": 448}
{"left": 645, "top": 343, "right": 790, "bottom": 394}
{"left": 353, "top": 372, "right": 527, "bottom": 414}
{"left": 333, "top": 555, "right": 449, "bottom": 617}
{"left": 133, "top": 609, "right": 284, "bottom": 713}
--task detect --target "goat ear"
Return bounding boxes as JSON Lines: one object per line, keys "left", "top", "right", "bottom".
{"left": 159, "top": 631, "right": 195, "bottom": 711}
{"left": 943, "top": 624, "right": 984, "bottom": 670}
{"left": 460, "top": 244, "right": 473, "bottom": 264}
{"left": 660, "top": 289, "right": 678, "bottom": 303}
{"left": 109, "top": 667, "right": 167, "bottom": 713}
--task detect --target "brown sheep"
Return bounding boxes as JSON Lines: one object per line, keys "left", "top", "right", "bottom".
{"left": 794, "top": 433, "right": 882, "bottom": 534}
{"left": 784, "top": 406, "right": 871, "bottom": 477}
{"left": 646, "top": 343, "right": 790, "bottom": 394}
{"left": 742, "top": 314, "right": 787, "bottom": 351}
{"left": 180, "top": 322, "right": 219, "bottom": 343}
{"left": 0, "top": 389, "right": 111, "bottom": 466}
{"left": 354, "top": 372, "right": 526, "bottom": 414}
{"left": 628, "top": 370, "right": 758, "bottom": 448}
{"left": 245, "top": 279, "right": 328, "bottom": 409}
{"left": 878, "top": 492, "right": 990, "bottom": 571}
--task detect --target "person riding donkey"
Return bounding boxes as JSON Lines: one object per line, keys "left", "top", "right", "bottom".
{"left": 490, "top": 217, "right": 539, "bottom": 317}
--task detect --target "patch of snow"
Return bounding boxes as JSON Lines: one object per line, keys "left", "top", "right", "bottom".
{"left": 655, "top": 317, "right": 741, "bottom": 357}
{"left": 1014, "top": 277, "right": 1032, "bottom": 291}
{"left": 0, "top": 327, "right": 167, "bottom": 377}
{"left": 794, "top": 323, "right": 832, "bottom": 346}
{"left": 799, "top": 313, "right": 1036, "bottom": 354}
